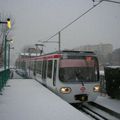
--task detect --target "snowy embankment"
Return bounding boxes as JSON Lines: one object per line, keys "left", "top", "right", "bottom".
{"left": 0, "top": 79, "right": 91, "bottom": 120}
{"left": 95, "top": 95, "right": 120, "bottom": 114}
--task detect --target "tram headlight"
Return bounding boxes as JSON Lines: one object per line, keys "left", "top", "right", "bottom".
{"left": 60, "top": 87, "right": 72, "bottom": 94}
{"left": 93, "top": 85, "right": 100, "bottom": 92}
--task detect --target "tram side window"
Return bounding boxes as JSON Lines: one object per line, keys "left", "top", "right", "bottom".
{"left": 29, "top": 61, "right": 32, "bottom": 70}
{"left": 30, "top": 61, "right": 32, "bottom": 70}
{"left": 33, "top": 61, "right": 36, "bottom": 72}
{"left": 38, "top": 61, "right": 40, "bottom": 73}
{"left": 36, "top": 61, "right": 38, "bottom": 73}
{"left": 47, "top": 60, "right": 53, "bottom": 78}
{"left": 53, "top": 60, "right": 57, "bottom": 86}
{"left": 32, "top": 62, "right": 34, "bottom": 70}
{"left": 38, "top": 61, "right": 42, "bottom": 74}
{"left": 21, "top": 61, "right": 26, "bottom": 70}
{"left": 42, "top": 60, "right": 47, "bottom": 79}
{"left": 36, "top": 61, "right": 39, "bottom": 73}
{"left": 40, "top": 61, "right": 42, "bottom": 74}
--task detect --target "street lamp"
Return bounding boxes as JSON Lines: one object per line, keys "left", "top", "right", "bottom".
{"left": 0, "top": 18, "right": 11, "bottom": 70}
{"left": 7, "top": 39, "right": 14, "bottom": 69}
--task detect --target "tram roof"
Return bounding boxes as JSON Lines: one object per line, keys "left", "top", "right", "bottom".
{"left": 17, "top": 50, "right": 97, "bottom": 61}
{"left": 43, "top": 50, "right": 96, "bottom": 55}
{"left": 20, "top": 50, "right": 95, "bottom": 57}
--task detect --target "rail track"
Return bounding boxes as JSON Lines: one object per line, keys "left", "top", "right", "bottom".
{"left": 71, "top": 102, "right": 120, "bottom": 120}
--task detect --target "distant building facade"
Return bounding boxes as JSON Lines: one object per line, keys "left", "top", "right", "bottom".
{"left": 112, "top": 48, "right": 120, "bottom": 66}
{"left": 74, "top": 43, "right": 113, "bottom": 56}
{"left": 73, "top": 43, "right": 113, "bottom": 69}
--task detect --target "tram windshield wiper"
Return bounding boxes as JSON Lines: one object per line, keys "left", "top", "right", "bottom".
{"left": 75, "top": 71, "right": 84, "bottom": 86}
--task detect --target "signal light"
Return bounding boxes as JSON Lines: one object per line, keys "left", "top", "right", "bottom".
{"left": 7, "top": 18, "right": 11, "bottom": 29}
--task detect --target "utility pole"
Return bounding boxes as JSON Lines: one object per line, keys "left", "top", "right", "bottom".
{"left": 58, "top": 32, "right": 61, "bottom": 52}
{"left": 4, "top": 35, "right": 7, "bottom": 70}
{"left": 7, "top": 40, "right": 14, "bottom": 69}
{"left": 8, "top": 43, "right": 10, "bottom": 69}
{"left": 35, "top": 44, "right": 44, "bottom": 55}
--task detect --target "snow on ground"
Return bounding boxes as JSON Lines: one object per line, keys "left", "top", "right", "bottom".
{"left": 0, "top": 79, "right": 91, "bottom": 120}
{"left": 12, "top": 70, "right": 23, "bottom": 79}
{"left": 95, "top": 95, "right": 120, "bottom": 114}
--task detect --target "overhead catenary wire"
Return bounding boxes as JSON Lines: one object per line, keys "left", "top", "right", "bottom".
{"left": 103, "top": 0, "right": 120, "bottom": 4}
{"left": 42, "top": 0, "right": 120, "bottom": 43}
{"left": 43, "top": 0, "right": 103, "bottom": 43}
{"left": 40, "top": 0, "right": 120, "bottom": 53}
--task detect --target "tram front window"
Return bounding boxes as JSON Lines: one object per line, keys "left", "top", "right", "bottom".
{"left": 59, "top": 57, "right": 99, "bottom": 83}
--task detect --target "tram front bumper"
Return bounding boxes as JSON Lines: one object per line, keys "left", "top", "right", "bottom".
{"left": 74, "top": 94, "right": 88, "bottom": 102}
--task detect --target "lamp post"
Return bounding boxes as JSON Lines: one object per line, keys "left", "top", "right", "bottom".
{"left": 7, "top": 39, "right": 14, "bottom": 69}
{"left": 8, "top": 44, "right": 10, "bottom": 69}
{"left": 0, "top": 18, "right": 11, "bottom": 70}
{"left": 4, "top": 38, "right": 13, "bottom": 70}
{"left": 4, "top": 35, "right": 7, "bottom": 70}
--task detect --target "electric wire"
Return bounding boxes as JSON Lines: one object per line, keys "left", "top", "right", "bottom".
{"left": 43, "top": 1, "right": 103, "bottom": 43}
{"left": 41, "top": 0, "right": 120, "bottom": 45}
{"left": 103, "top": 0, "right": 120, "bottom": 4}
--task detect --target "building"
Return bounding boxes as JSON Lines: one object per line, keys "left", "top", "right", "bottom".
{"left": 74, "top": 43, "right": 113, "bottom": 56}
{"left": 112, "top": 48, "right": 120, "bottom": 65}
{"left": 73, "top": 43, "right": 113, "bottom": 69}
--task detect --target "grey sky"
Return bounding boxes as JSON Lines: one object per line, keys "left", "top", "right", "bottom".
{"left": 0, "top": 0, "right": 120, "bottom": 55}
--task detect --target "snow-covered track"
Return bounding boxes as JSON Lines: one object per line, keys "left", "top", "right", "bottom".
{"left": 72, "top": 103, "right": 119, "bottom": 120}
{"left": 72, "top": 104, "right": 108, "bottom": 120}
{"left": 81, "top": 105, "right": 108, "bottom": 120}
{"left": 88, "top": 102, "right": 120, "bottom": 119}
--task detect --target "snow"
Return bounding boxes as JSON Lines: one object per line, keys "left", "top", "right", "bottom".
{"left": 0, "top": 67, "right": 9, "bottom": 72}
{"left": 99, "top": 70, "right": 104, "bottom": 76}
{"left": 0, "top": 67, "right": 4, "bottom": 71}
{"left": 0, "top": 78, "right": 90, "bottom": 120}
{"left": 105, "top": 66, "right": 120, "bottom": 69}
{"left": 95, "top": 96, "right": 120, "bottom": 114}
{"left": 1, "top": 71, "right": 120, "bottom": 120}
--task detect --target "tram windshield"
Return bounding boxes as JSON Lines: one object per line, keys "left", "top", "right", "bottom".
{"left": 59, "top": 56, "right": 99, "bottom": 83}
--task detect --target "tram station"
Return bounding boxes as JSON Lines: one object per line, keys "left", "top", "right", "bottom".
{"left": 0, "top": 72, "right": 91, "bottom": 120}
{"left": 0, "top": 0, "right": 120, "bottom": 119}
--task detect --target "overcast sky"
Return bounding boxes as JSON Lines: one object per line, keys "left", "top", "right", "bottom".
{"left": 0, "top": 0, "right": 120, "bottom": 55}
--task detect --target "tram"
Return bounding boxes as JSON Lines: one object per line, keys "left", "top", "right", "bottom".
{"left": 16, "top": 50, "right": 100, "bottom": 103}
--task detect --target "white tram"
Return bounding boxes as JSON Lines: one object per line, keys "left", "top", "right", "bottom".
{"left": 16, "top": 50, "right": 100, "bottom": 103}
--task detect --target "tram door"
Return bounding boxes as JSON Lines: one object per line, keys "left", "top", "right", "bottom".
{"left": 42, "top": 60, "right": 47, "bottom": 84}
{"left": 46, "top": 59, "right": 58, "bottom": 88}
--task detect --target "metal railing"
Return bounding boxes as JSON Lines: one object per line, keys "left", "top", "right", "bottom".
{"left": 0, "top": 69, "right": 10, "bottom": 92}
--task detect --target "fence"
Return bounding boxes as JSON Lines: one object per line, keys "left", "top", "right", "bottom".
{"left": 0, "top": 69, "right": 10, "bottom": 92}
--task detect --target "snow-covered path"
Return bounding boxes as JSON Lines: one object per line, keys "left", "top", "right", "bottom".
{"left": 0, "top": 79, "right": 90, "bottom": 120}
